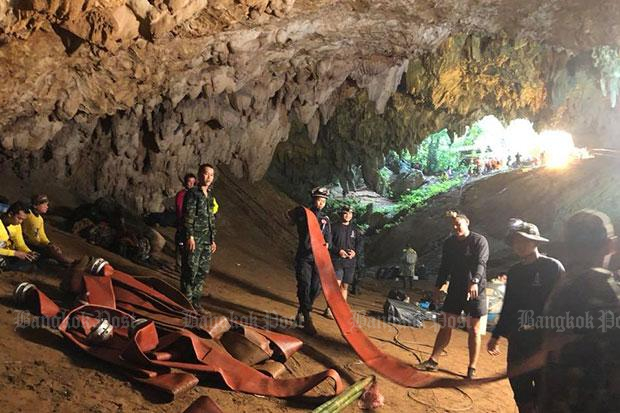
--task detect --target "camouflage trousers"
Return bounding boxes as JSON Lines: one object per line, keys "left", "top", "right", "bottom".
{"left": 180, "top": 238, "right": 212, "bottom": 304}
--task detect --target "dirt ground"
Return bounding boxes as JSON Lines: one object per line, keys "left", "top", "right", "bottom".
{"left": 0, "top": 169, "right": 518, "bottom": 413}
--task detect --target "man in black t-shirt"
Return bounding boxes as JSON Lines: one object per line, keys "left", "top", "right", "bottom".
{"left": 419, "top": 212, "right": 489, "bottom": 379}
{"left": 322, "top": 205, "right": 362, "bottom": 319}
{"left": 288, "top": 187, "right": 332, "bottom": 335}
{"left": 487, "top": 219, "right": 564, "bottom": 413}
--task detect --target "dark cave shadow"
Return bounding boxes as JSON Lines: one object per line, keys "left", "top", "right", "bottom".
{"left": 203, "top": 296, "right": 358, "bottom": 382}
{"left": 203, "top": 294, "right": 435, "bottom": 377}
{"left": 203, "top": 296, "right": 354, "bottom": 353}
{"left": 203, "top": 295, "right": 285, "bottom": 322}
{"left": 284, "top": 394, "right": 332, "bottom": 409}
{"left": 296, "top": 343, "right": 356, "bottom": 383}
{"left": 210, "top": 269, "right": 297, "bottom": 307}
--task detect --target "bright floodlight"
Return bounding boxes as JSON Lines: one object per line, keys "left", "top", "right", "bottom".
{"left": 539, "top": 130, "right": 576, "bottom": 169}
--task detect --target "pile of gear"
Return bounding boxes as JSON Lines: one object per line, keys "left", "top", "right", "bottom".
{"left": 13, "top": 256, "right": 342, "bottom": 408}
{"left": 70, "top": 198, "right": 165, "bottom": 264}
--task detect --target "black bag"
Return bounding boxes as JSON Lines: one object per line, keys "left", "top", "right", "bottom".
{"left": 383, "top": 298, "right": 435, "bottom": 328}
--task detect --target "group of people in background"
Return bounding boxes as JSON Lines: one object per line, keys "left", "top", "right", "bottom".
{"left": 288, "top": 187, "right": 363, "bottom": 335}
{"left": 0, "top": 194, "right": 74, "bottom": 272}
{"left": 416, "top": 209, "right": 619, "bottom": 412}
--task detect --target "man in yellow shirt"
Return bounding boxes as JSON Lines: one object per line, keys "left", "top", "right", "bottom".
{"left": 23, "top": 194, "right": 74, "bottom": 266}
{"left": 0, "top": 202, "right": 38, "bottom": 271}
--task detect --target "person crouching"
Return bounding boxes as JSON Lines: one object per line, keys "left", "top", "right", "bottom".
{"left": 23, "top": 194, "right": 74, "bottom": 267}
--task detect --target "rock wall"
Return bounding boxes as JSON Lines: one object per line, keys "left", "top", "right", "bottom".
{"left": 0, "top": 0, "right": 619, "bottom": 210}
{"left": 268, "top": 33, "right": 620, "bottom": 198}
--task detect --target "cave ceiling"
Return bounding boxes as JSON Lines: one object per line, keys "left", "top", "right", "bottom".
{"left": 0, "top": 0, "right": 619, "bottom": 209}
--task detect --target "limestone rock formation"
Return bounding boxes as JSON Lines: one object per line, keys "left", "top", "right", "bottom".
{"left": 0, "top": 1, "right": 618, "bottom": 210}
{"left": 390, "top": 170, "right": 425, "bottom": 199}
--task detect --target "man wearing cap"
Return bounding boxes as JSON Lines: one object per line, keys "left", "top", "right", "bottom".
{"left": 0, "top": 202, "right": 38, "bottom": 271}
{"left": 288, "top": 186, "right": 332, "bottom": 335}
{"left": 23, "top": 194, "right": 74, "bottom": 266}
{"left": 323, "top": 205, "right": 362, "bottom": 319}
{"left": 419, "top": 212, "right": 489, "bottom": 379}
{"left": 487, "top": 219, "right": 564, "bottom": 413}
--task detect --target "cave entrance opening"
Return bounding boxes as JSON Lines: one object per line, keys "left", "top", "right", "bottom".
{"left": 328, "top": 115, "right": 587, "bottom": 235}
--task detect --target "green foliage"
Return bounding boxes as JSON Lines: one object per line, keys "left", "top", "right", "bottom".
{"left": 459, "top": 123, "right": 483, "bottom": 146}
{"left": 396, "top": 177, "right": 463, "bottom": 213}
{"left": 324, "top": 197, "right": 365, "bottom": 222}
{"left": 378, "top": 167, "right": 393, "bottom": 197}
{"left": 592, "top": 46, "right": 620, "bottom": 108}
{"left": 408, "top": 129, "right": 462, "bottom": 174}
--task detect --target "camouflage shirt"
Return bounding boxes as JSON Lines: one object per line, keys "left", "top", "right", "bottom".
{"left": 183, "top": 187, "right": 216, "bottom": 243}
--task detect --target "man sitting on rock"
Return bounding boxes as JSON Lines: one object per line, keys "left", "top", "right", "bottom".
{"left": 23, "top": 194, "right": 74, "bottom": 266}
{"left": 0, "top": 202, "right": 38, "bottom": 271}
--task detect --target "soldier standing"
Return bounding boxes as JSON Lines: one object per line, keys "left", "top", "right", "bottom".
{"left": 401, "top": 244, "right": 418, "bottom": 289}
{"left": 182, "top": 164, "right": 217, "bottom": 312}
{"left": 288, "top": 187, "right": 331, "bottom": 335}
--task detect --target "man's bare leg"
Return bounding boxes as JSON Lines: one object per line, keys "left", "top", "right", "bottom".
{"left": 340, "top": 282, "right": 348, "bottom": 301}
{"left": 430, "top": 313, "right": 459, "bottom": 360}
{"left": 467, "top": 316, "right": 482, "bottom": 377}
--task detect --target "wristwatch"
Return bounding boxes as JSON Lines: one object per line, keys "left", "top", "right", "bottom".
{"left": 471, "top": 277, "right": 480, "bottom": 284}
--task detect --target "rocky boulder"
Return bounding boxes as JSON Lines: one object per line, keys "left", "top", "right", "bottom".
{"left": 390, "top": 170, "right": 425, "bottom": 199}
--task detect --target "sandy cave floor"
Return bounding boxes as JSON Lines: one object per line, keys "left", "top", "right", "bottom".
{"left": 0, "top": 222, "right": 517, "bottom": 413}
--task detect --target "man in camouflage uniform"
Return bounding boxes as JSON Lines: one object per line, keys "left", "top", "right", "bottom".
{"left": 401, "top": 244, "right": 418, "bottom": 289}
{"left": 539, "top": 210, "right": 620, "bottom": 412}
{"left": 182, "top": 163, "right": 217, "bottom": 312}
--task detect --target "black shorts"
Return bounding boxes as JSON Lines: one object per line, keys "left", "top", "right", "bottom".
{"left": 442, "top": 291, "right": 487, "bottom": 318}
{"left": 335, "top": 267, "right": 355, "bottom": 284}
